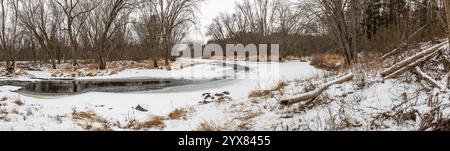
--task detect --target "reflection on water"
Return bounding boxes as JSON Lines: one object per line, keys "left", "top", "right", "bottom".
{"left": 0, "top": 78, "right": 195, "bottom": 95}
{"left": 0, "top": 62, "right": 250, "bottom": 96}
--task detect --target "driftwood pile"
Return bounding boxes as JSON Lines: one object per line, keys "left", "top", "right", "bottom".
{"left": 381, "top": 40, "right": 449, "bottom": 91}
{"left": 281, "top": 40, "right": 450, "bottom": 106}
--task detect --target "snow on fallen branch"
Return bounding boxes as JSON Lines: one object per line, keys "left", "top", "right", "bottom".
{"left": 415, "top": 67, "right": 446, "bottom": 91}
{"left": 384, "top": 49, "right": 440, "bottom": 79}
{"left": 280, "top": 73, "right": 354, "bottom": 106}
{"left": 381, "top": 41, "right": 447, "bottom": 77}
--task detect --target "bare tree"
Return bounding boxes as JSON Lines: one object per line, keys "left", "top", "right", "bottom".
{"left": 149, "top": 0, "right": 202, "bottom": 65}
{"left": 0, "top": 0, "right": 19, "bottom": 74}
{"left": 445, "top": 0, "right": 450, "bottom": 42}
{"left": 82, "top": 0, "right": 135, "bottom": 70}
{"left": 16, "top": 0, "right": 63, "bottom": 69}
{"left": 134, "top": 1, "right": 162, "bottom": 67}
{"left": 317, "top": 0, "right": 357, "bottom": 65}
{"left": 54, "top": 0, "right": 97, "bottom": 66}
{"left": 207, "top": 0, "right": 310, "bottom": 57}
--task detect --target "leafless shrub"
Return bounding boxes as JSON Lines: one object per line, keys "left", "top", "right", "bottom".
{"left": 418, "top": 106, "right": 445, "bottom": 131}
{"left": 323, "top": 96, "right": 362, "bottom": 131}
{"left": 393, "top": 109, "right": 418, "bottom": 125}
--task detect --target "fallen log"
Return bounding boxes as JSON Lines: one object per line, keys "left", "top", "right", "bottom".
{"left": 384, "top": 50, "right": 440, "bottom": 79}
{"left": 415, "top": 67, "right": 445, "bottom": 91}
{"left": 280, "top": 74, "right": 354, "bottom": 106}
{"left": 381, "top": 41, "right": 447, "bottom": 77}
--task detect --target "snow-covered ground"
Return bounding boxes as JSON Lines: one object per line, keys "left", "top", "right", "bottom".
{"left": 2, "top": 47, "right": 450, "bottom": 131}
{"left": 0, "top": 59, "right": 322, "bottom": 131}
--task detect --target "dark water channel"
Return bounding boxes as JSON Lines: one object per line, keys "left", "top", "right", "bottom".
{"left": 0, "top": 62, "right": 250, "bottom": 96}
{"left": 0, "top": 78, "right": 202, "bottom": 95}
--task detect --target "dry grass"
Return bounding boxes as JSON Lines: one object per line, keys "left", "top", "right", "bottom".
{"left": 72, "top": 110, "right": 112, "bottom": 131}
{"left": 168, "top": 109, "right": 187, "bottom": 120}
{"left": 237, "top": 121, "right": 252, "bottom": 130}
{"left": 283, "top": 55, "right": 311, "bottom": 62}
{"left": 0, "top": 96, "right": 7, "bottom": 102}
{"left": 207, "top": 55, "right": 256, "bottom": 61}
{"left": 72, "top": 111, "right": 99, "bottom": 121}
{"left": 134, "top": 116, "right": 167, "bottom": 130}
{"left": 310, "top": 54, "right": 347, "bottom": 72}
{"left": 249, "top": 90, "right": 273, "bottom": 99}
{"left": 249, "top": 81, "right": 287, "bottom": 98}
{"left": 14, "top": 99, "right": 24, "bottom": 106}
{"left": 197, "top": 121, "right": 224, "bottom": 131}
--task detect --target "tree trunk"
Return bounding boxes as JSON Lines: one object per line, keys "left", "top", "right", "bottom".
{"left": 5, "top": 55, "right": 14, "bottom": 75}
{"left": 68, "top": 19, "right": 78, "bottom": 66}
{"left": 281, "top": 74, "right": 354, "bottom": 106}
{"left": 98, "top": 48, "right": 106, "bottom": 70}
{"left": 442, "top": 0, "right": 450, "bottom": 89}
{"left": 57, "top": 49, "right": 61, "bottom": 64}
{"left": 445, "top": 0, "right": 450, "bottom": 42}
{"left": 71, "top": 47, "right": 78, "bottom": 66}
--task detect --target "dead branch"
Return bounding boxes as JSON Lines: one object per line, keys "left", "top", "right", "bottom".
{"left": 381, "top": 41, "right": 447, "bottom": 77}
{"left": 384, "top": 49, "right": 441, "bottom": 79}
{"left": 415, "top": 67, "right": 445, "bottom": 91}
{"left": 280, "top": 74, "right": 354, "bottom": 106}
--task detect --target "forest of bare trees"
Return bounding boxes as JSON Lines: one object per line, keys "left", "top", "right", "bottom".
{"left": 0, "top": 0, "right": 202, "bottom": 73}
{"left": 208, "top": 0, "right": 448, "bottom": 65}
{"left": 1, "top": 0, "right": 449, "bottom": 72}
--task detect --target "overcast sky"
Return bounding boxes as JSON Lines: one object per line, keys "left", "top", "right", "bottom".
{"left": 189, "top": 0, "right": 240, "bottom": 43}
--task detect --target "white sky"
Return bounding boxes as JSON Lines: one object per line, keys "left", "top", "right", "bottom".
{"left": 189, "top": 0, "right": 240, "bottom": 43}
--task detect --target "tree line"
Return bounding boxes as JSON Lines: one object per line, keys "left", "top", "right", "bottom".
{"left": 1, "top": 0, "right": 449, "bottom": 74}
{"left": 0, "top": 0, "right": 201, "bottom": 74}
{"left": 207, "top": 0, "right": 448, "bottom": 65}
